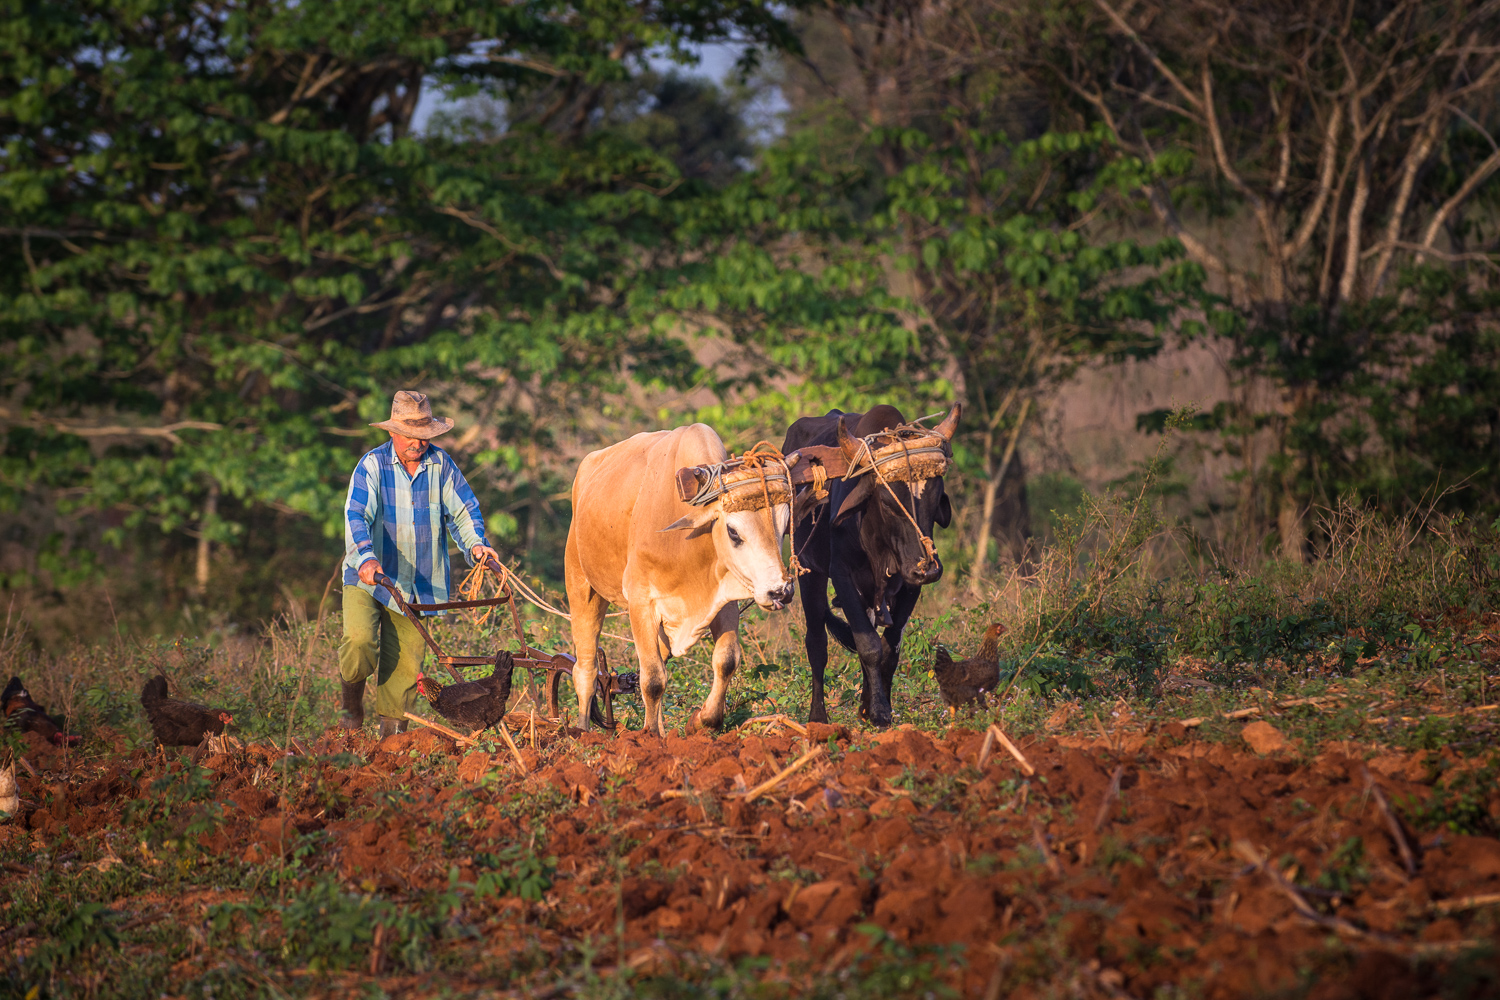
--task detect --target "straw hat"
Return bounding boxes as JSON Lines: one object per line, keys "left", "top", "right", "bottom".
{"left": 369, "top": 391, "right": 454, "bottom": 439}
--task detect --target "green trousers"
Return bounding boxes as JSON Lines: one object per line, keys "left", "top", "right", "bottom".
{"left": 339, "top": 586, "right": 426, "bottom": 721}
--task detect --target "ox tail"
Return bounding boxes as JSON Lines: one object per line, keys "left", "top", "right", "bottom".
{"left": 824, "top": 612, "right": 858, "bottom": 654}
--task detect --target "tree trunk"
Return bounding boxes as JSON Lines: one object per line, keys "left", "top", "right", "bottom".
{"left": 968, "top": 398, "right": 1032, "bottom": 598}
{"left": 989, "top": 450, "right": 1033, "bottom": 568}
{"left": 193, "top": 482, "right": 218, "bottom": 598}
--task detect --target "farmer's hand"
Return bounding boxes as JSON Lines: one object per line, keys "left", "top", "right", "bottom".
{"left": 471, "top": 544, "right": 499, "bottom": 569}
{"left": 358, "top": 558, "right": 382, "bottom": 587}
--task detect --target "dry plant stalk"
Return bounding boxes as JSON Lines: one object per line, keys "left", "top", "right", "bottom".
{"left": 738, "top": 714, "right": 809, "bottom": 737}
{"left": 493, "top": 719, "right": 528, "bottom": 773}
{"left": 1362, "top": 767, "right": 1417, "bottom": 878}
{"left": 1181, "top": 695, "right": 1344, "bottom": 728}
{"left": 1093, "top": 764, "right": 1125, "bottom": 831}
{"left": 1429, "top": 893, "right": 1500, "bottom": 915}
{"left": 737, "top": 745, "right": 825, "bottom": 801}
{"left": 403, "top": 712, "right": 479, "bottom": 746}
{"left": 977, "top": 724, "right": 1035, "bottom": 775}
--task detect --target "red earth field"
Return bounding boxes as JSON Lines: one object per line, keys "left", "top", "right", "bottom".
{"left": 5, "top": 714, "right": 1500, "bottom": 998}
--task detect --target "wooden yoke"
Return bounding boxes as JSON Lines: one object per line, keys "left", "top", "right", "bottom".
{"left": 675, "top": 446, "right": 852, "bottom": 504}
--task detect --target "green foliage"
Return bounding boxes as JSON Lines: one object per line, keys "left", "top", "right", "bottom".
{"left": 1314, "top": 837, "right": 1370, "bottom": 896}
{"left": 0, "top": 0, "right": 810, "bottom": 622}
{"left": 30, "top": 903, "right": 122, "bottom": 970}
{"left": 277, "top": 878, "right": 440, "bottom": 972}
{"left": 474, "top": 843, "right": 558, "bottom": 901}
{"left": 1407, "top": 757, "right": 1500, "bottom": 837}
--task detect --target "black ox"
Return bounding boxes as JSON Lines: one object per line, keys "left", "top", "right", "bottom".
{"left": 781, "top": 403, "right": 960, "bottom": 727}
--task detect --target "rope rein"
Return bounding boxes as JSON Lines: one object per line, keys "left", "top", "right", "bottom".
{"left": 457, "top": 558, "right": 635, "bottom": 644}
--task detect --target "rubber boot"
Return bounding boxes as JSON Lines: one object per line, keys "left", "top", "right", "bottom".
{"left": 378, "top": 716, "right": 409, "bottom": 739}
{"left": 339, "top": 681, "right": 365, "bottom": 730}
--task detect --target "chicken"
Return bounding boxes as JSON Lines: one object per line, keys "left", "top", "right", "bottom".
{"left": 2, "top": 676, "right": 81, "bottom": 747}
{"left": 140, "top": 675, "right": 234, "bottom": 746}
{"left": 416, "top": 651, "right": 515, "bottom": 733}
{"left": 931, "top": 623, "right": 1006, "bottom": 717}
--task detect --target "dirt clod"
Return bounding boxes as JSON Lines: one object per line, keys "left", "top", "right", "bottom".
{"left": 1241, "top": 719, "right": 1291, "bottom": 754}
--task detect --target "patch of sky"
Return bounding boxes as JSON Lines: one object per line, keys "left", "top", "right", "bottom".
{"left": 410, "top": 41, "right": 787, "bottom": 147}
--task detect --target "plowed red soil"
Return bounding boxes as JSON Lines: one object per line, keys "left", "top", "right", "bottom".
{"left": 8, "top": 718, "right": 1500, "bottom": 997}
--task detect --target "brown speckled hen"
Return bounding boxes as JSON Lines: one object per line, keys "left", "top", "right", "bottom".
{"left": 3, "top": 676, "right": 81, "bottom": 747}
{"left": 140, "top": 675, "right": 234, "bottom": 746}
{"left": 416, "top": 651, "right": 514, "bottom": 733}
{"left": 931, "top": 623, "right": 1006, "bottom": 718}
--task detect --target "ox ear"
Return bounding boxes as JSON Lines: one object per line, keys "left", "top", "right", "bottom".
{"left": 933, "top": 402, "right": 961, "bottom": 441}
{"left": 660, "top": 509, "right": 718, "bottom": 537}
{"left": 834, "top": 478, "right": 874, "bottom": 523}
{"left": 936, "top": 492, "right": 953, "bottom": 528}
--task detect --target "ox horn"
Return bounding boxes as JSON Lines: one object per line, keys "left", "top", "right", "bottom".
{"left": 837, "top": 415, "right": 862, "bottom": 462}
{"left": 933, "top": 402, "right": 962, "bottom": 441}
{"left": 660, "top": 509, "right": 718, "bottom": 535}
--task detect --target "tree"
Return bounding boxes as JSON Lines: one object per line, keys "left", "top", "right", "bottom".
{"left": 0, "top": 0, "right": 799, "bottom": 615}
{"left": 732, "top": 0, "right": 1202, "bottom": 592}
{"left": 1020, "top": 0, "right": 1500, "bottom": 551}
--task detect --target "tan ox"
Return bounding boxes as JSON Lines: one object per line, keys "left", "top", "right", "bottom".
{"left": 565, "top": 424, "right": 793, "bottom": 735}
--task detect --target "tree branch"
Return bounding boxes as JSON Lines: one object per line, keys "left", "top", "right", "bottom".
{"left": 1282, "top": 100, "right": 1343, "bottom": 261}
{"left": 1092, "top": 0, "right": 1202, "bottom": 111}
{"left": 1421, "top": 145, "right": 1500, "bottom": 250}
{"left": 0, "top": 407, "right": 222, "bottom": 446}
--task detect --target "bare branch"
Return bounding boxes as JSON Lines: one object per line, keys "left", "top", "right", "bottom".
{"left": 1091, "top": 0, "right": 1202, "bottom": 111}
{"left": 0, "top": 407, "right": 222, "bottom": 446}
{"left": 1364, "top": 240, "right": 1500, "bottom": 274}
{"left": 486, "top": 54, "right": 569, "bottom": 78}
{"left": 1371, "top": 112, "right": 1445, "bottom": 290}
{"left": 1421, "top": 145, "right": 1500, "bottom": 250}
{"left": 1338, "top": 157, "right": 1371, "bottom": 303}
{"left": 437, "top": 205, "right": 566, "bottom": 282}
{"left": 1200, "top": 63, "right": 1258, "bottom": 207}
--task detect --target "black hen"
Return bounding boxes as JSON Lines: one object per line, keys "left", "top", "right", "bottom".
{"left": 931, "top": 623, "right": 1006, "bottom": 717}
{"left": 416, "top": 651, "right": 514, "bottom": 732}
{"left": 140, "top": 675, "right": 234, "bottom": 746}
{"left": 2, "top": 676, "right": 81, "bottom": 747}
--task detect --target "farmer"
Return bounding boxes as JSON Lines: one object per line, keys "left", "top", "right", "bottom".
{"left": 340, "top": 391, "right": 500, "bottom": 738}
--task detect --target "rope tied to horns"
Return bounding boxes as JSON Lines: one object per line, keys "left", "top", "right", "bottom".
{"left": 684, "top": 441, "right": 806, "bottom": 577}
{"left": 846, "top": 422, "right": 947, "bottom": 577}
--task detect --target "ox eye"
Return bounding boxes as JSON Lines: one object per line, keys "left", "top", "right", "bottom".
{"left": 726, "top": 525, "right": 743, "bottom": 546}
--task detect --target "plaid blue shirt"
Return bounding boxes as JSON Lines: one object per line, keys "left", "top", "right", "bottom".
{"left": 343, "top": 440, "right": 490, "bottom": 613}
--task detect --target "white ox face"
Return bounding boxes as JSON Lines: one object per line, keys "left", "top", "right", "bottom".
{"left": 664, "top": 502, "right": 794, "bottom": 610}
{"left": 719, "top": 503, "right": 794, "bottom": 610}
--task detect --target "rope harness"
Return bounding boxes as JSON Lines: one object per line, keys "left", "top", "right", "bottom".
{"left": 457, "top": 558, "right": 634, "bottom": 643}
{"left": 844, "top": 424, "right": 950, "bottom": 577}
{"left": 683, "top": 441, "right": 806, "bottom": 577}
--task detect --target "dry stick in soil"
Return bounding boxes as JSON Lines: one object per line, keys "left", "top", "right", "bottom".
{"left": 1430, "top": 892, "right": 1500, "bottom": 915}
{"left": 738, "top": 714, "right": 809, "bottom": 737}
{"left": 1365, "top": 703, "right": 1498, "bottom": 725}
{"left": 493, "top": 719, "right": 528, "bottom": 774}
{"left": 1093, "top": 764, "right": 1125, "bottom": 832}
{"left": 737, "top": 745, "right": 825, "bottom": 801}
{"left": 1363, "top": 766, "right": 1417, "bottom": 878}
{"left": 977, "top": 724, "right": 1035, "bottom": 776}
{"left": 1233, "top": 840, "right": 1396, "bottom": 945}
{"left": 1180, "top": 695, "right": 1345, "bottom": 728}
{"left": 403, "top": 712, "right": 479, "bottom": 746}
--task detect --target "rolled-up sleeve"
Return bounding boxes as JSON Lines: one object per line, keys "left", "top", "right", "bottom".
{"left": 440, "top": 455, "right": 489, "bottom": 562}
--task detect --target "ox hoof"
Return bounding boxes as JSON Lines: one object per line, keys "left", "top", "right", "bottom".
{"left": 685, "top": 709, "right": 720, "bottom": 734}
